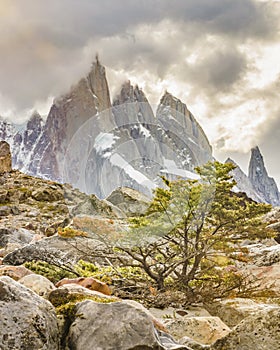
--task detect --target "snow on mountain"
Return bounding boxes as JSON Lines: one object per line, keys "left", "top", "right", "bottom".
{"left": 249, "top": 147, "right": 280, "bottom": 206}
{"left": 0, "top": 59, "right": 213, "bottom": 198}
{"left": 227, "top": 147, "right": 280, "bottom": 206}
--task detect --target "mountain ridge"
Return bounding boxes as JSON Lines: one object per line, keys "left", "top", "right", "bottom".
{"left": 227, "top": 147, "right": 280, "bottom": 206}
{"left": 0, "top": 59, "right": 279, "bottom": 205}
{"left": 0, "top": 58, "right": 213, "bottom": 198}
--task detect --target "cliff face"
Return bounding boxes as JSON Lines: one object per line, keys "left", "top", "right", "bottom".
{"left": 157, "top": 92, "right": 212, "bottom": 167}
{"left": 226, "top": 158, "right": 263, "bottom": 203}
{"left": 28, "top": 59, "right": 112, "bottom": 180}
{"left": 0, "top": 59, "right": 212, "bottom": 198}
{"left": 249, "top": 147, "right": 280, "bottom": 206}
{"left": 228, "top": 147, "right": 280, "bottom": 206}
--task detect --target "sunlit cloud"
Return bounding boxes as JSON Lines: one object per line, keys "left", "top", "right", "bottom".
{"left": 0, "top": 0, "right": 280, "bottom": 181}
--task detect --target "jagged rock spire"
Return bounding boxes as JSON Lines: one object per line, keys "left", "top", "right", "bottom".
{"left": 0, "top": 141, "right": 12, "bottom": 173}
{"left": 249, "top": 146, "right": 280, "bottom": 206}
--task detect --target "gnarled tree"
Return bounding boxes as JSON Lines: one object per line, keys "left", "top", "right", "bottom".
{"left": 118, "top": 161, "right": 273, "bottom": 299}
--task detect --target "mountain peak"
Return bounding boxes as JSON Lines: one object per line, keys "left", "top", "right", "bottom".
{"left": 226, "top": 157, "right": 263, "bottom": 203}
{"left": 113, "top": 81, "right": 148, "bottom": 105}
{"left": 159, "top": 91, "right": 184, "bottom": 108}
{"left": 249, "top": 146, "right": 280, "bottom": 205}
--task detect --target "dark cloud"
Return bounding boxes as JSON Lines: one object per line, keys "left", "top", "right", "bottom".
{"left": 258, "top": 111, "right": 280, "bottom": 185}
{"left": 187, "top": 47, "right": 248, "bottom": 91}
{"left": 0, "top": 0, "right": 278, "bottom": 117}
{"left": 0, "top": 0, "right": 280, "bottom": 190}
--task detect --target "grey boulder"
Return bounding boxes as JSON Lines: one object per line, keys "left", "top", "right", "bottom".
{"left": 210, "top": 308, "right": 280, "bottom": 350}
{"left": 66, "top": 300, "right": 189, "bottom": 350}
{"left": 0, "top": 276, "right": 59, "bottom": 349}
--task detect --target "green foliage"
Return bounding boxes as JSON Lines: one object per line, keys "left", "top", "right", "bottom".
{"left": 57, "top": 227, "right": 88, "bottom": 238}
{"left": 24, "top": 260, "right": 76, "bottom": 283}
{"left": 119, "top": 161, "right": 273, "bottom": 300}
{"left": 55, "top": 293, "right": 117, "bottom": 320}
{"left": 74, "top": 260, "right": 147, "bottom": 285}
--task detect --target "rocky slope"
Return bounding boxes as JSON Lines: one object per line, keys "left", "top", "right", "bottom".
{"left": 1, "top": 151, "right": 280, "bottom": 350}
{"left": 0, "top": 58, "right": 212, "bottom": 199}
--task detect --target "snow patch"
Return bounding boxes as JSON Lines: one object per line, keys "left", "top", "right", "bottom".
{"left": 139, "top": 124, "right": 151, "bottom": 138}
{"left": 94, "top": 132, "right": 119, "bottom": 155}
{"left": 110, "top": 153, "right": 156, "bottom": 190}
{"left": 161, "top": 158, "right": 199, "bottom": 180}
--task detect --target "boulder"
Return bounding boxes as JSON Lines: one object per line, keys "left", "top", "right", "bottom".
{"left": 0, "top": 265, "right": 33, "bottom": 280}
{"left": 0, "top": 189, "right": 8, "bottom": 203}
{"left": 18, "top": 273, "right": 56, "bottom": 298}
{"left": 124, "top": 299, "right": 167, "bottom": 332}
{"left": 210, "top": 308, "right": 280, "bottom": 350}
{"left": 65, "top": 300, "right": 189, "bottom": 350}
{"left": 2, "top": 234, "right": 107, "bottom": 266}
{"left": 0, "top": 227, "right": 34, "bottom": 248}
{"left": 106, "top": 186, "right": 151, "bottom": 216}
{"left": 55, "top": 276, "right": 111, "bottom": 295}
{"left": 31, "top": 186, "right": 64, "bottom": 202}
{"left": 0, "top": 205, "right": 13, "bottom": 216}
{"left": 149, "top": 305, "right": 211, "bottom": 321}
{"left": 0, "top": 276, "right": 59, "bottom": 349}
{"left": 253, "top": 244, "right": 280, "bottom": 266}
{"left": 205, "top": 298, "right": 279, "bottom": 328}
{"left": 0, "top": 242, "right": 23, "bottom": 257}
{"left": 166, "top": 316, "right": 230, "bottom": 345}
{"left": 0, "top": 141, "right": 12, "bottom": 173}
{"left": 48, "top": 283, "right": 119, "bottom": 307}
{"left": 247, "top": 263, "right": 280, "bottom": 296}
{"left": 179, "top": 337, "right": 210, "bottom": 349}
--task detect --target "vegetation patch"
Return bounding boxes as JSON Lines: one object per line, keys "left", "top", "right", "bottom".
{"left": 24, "top": 261, "right": 76, "bottom": 283}
{"left": 57, "top": 227, "right": 88, "bottom": 238}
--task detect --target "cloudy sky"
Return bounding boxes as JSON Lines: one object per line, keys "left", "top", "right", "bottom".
{"left": 0, "top": 0, "right": 280, "bottom": 183}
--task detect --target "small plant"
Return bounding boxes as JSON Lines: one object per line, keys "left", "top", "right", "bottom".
{"left": 24, "top": 260, "right": 76, "bottom": 283}
{"left": 57, "top": 227, "right": 88, "bottom": 238}
{"left": 74, "top": 260, "right": 149, "bottom": 285}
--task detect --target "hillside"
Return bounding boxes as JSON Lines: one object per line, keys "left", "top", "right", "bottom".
{"left": 1, "top": 144, "right": 280, "bottom": 349}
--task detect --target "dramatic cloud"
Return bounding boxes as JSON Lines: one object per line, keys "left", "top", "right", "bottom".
{"left": 0, "top": 0, "right": 280, "bottom": 181}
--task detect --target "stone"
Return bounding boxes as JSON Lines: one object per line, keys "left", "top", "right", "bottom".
{"left": 2, "top": 234, "right": 107, "bottom": 266}
{"left": 253, "top": 244, "right": 280, "bottom": 266}
{"left": 106, "top": 186, "right": 151, "bottom": 216}
{"left": 179, "top": 337, "right": 210, "bottom": 350}
{"left": 55, "top": 277, "right": 111, "bottom": 295}
{"left": 0, "top": 189, "right": 8, "bottom": 203}
{"left": 0, "top": 205, "right": 12, "bottom": 216}
{"left": 210, "top": 308, "right": 280, "bottom": 350}
{"left": 31, "top": 186, "right": 64, "bottom": 202}
{"left": 50, "top": 284, "right": 117, "bottom": 306}
{"left": 205, "top": 298, "right": 279, "bottom": 328}
{"left": 247, "top": 263, "right": 280, "bottom": 296}
{"left": 0, "top": 242, "right": 23, "bottom": 257}
{"left": 65, "top": 300, "right": 189, "bottom": 350}
{"left": 18, "top": 273, "right": 56, "bottom": 298}
{"left": 166, "top": 316, "right": 231, "bottom": 345}
{"left": 0, "top": 265, "right": 33, "bottom": 280}
{"left": 124, "top": 299, "right": 167, "bottom": 332}
{"left": 0, "top": 141, "right": 12, "bottom": 173}
{"left": 0, "top": 227, "right": 34, "bottom": 248}
{"left": 0, "top": 276, "right": 59, "bottom": 349}
{"left": 48, "top": 284, "right": 118, "bottom": 307}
